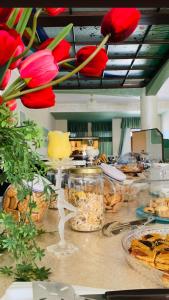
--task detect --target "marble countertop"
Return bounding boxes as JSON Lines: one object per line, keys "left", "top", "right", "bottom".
{"left": 0, "top": 199, "right": 165, "bottom": 298}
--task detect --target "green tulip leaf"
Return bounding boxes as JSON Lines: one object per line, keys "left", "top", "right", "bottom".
{"left": 6, "top": 8, "right": 20, "bottom": 28}
{"left": 0, "top": 54, "right": 14, "bottom": 87}
{"left": 15, "top": 8, "right": 32, "bottom": 36}
{"left": 47, "top": 23, "right": 73, "bottom": 51}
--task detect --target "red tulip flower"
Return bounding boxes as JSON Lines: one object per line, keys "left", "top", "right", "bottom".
{"left": 38, "top": 38, "right": 71, "bottom": 63}
{"left": 21, "top": 87, "right": 55, "bottom": 109}
{"left": 45, "top": 8, "right": 66, "bottom": 16}
{"left": 0, "top": 8, "right": 13, "bottom": 23}
{"left": 0, "top": 8, "right": 24, "bottom": 25}
{"left": 0, "top": 25, "right": 24, "bottom": 69}
{"left": 6, "top": 99, "right": 17, "bottom": 111}
{"left": 19, "top": 49, "right": 59, "bottom": 88}
{"left": 76, "top": 46, "right": 108, "bottom": 77}
{"left": 0, "top": 69, "right": 11, "bottom": 90}
{"left": 101, "top": 8, "right": 141, "bottom": 42}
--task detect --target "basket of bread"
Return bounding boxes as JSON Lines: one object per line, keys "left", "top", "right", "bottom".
{"left": 2, "top": 184, "right": 49, "bottom": 222}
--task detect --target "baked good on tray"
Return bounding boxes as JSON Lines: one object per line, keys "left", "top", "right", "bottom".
{"left": 129, "top": 233, "right": 169, "bottom": 271}
{"left": 118, "top": 165, "right": 141, "bottom": 173}
{"left": 143, "top": 197, "right": 169, "bottom": 218}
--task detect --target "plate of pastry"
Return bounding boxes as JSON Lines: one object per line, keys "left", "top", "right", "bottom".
{"left": 122, "top": 226, "right": 169, "bottom": 287}
{"left": 117, "top": 165, "right": 142, "bottom": 174}
{"left": 136, "top": 197, "right": 169, "bottom": 223}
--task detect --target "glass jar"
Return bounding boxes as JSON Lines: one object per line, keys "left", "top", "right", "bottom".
{"left": 103, "top": 176, "right": 123, "bottom": 212}
{"left": 68, "top": 167, "right": 103, "bottom": 231}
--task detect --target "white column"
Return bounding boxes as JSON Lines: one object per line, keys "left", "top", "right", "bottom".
{"left": 140, "top": 93, "right": 160, "bottom": 130}
{"left": 112, "top": 118, "right": 121, "bottom": 156}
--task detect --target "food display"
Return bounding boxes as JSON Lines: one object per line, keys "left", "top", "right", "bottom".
{"left": 144, "top": 197, "right": 169, "bottom": 218}
{"left": 68, "top": 189, "right": 103, "bottom": 231}
{"left": 68, "top": 167, "right": 103, "bottom": 231}
{"left": 117, "top": 164, "right": 141, "bottom": 174}
{"left": 122, "top": 227, "right": 169, "bottom": 287}
{"left": 103, "top": 177, "right": 123, "bottom": 212}
{"left": 3, "top": 185, "right": 48, "bottom": 222}
{"left": 129, "top": 232, "right": 169, "bottom": 270}
{"left": 94, "top": 153, "right": 108, "bottom": 164}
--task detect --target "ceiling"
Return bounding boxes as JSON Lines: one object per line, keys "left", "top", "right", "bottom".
{"left": 51, "top": 111, "right": 136, "bottom": 121}
{"left": 30, "top": 7, "right": 169, "bottom": 91}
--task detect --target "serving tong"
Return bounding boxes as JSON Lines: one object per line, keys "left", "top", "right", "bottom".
{"left": 33, "top": 283, "right": 169, "bottom": 300}
{"left": 102, "top": 216, "right": 155, "bottom": 236}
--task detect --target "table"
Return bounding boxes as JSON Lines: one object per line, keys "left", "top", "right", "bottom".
{"left": 0, "top": 200, "right": 164, "bottom": 298}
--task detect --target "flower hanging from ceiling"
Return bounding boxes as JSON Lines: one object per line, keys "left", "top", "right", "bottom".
{"left": 0, "top": 7, "right": 140, "bottom": 110}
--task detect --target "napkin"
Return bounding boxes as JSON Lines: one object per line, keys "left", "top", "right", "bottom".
{"left": 100, "top": 163, "right": 126, "bottom": 181}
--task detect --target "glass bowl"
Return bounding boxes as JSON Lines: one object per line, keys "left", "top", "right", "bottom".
{"left": 121, "top": 226, "right": 169, "bottom": 287}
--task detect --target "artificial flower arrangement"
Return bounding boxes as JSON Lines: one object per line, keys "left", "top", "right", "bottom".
{"left": 0, "top": 7, "right": 141, "bottom": 281}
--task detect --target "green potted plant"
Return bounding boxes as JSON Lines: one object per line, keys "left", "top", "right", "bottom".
{"left": 0, "top": 104, "right": 52, "bottom": 281}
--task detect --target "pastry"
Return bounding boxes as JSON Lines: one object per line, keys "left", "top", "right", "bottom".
{"left": 3, "top": 185, "right": 48, "bottom": 222}
{"left": 143, "top": 197, "right": 169, "bottom": 218}
{"left": 9, "top": 196, "right": 18, "bottom": 210}
{"left": 3, "top": 196, "right": 11, "bottom": 210}
{"left": 129, "top": 233, "right": 169, "bottom": 272}
{"left": 6, "top": 186, "right": 17, "bottom": 197}
{"left": 162, "top": 273, "right": 169, "bottom": 287}
{"left": 6, "top": 208, "right": 20, "bottom": 221}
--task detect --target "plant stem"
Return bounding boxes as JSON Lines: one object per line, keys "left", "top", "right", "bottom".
{"left": 11, "top": 9, "right": 42, "bottom": 63}
{"left": 3, "top": 34, "right": 110, "bottom": 101}
{"left": 3, "top": 78, "right": 26, "bottom": 98}
{"left": 58, "top": 58, "right": 76, "bottom": 66}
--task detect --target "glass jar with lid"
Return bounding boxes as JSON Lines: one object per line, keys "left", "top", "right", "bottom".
{"left": 68, "top": 167, "right": 103, "bottom": 231}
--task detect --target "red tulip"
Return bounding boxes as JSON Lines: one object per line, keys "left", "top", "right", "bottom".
{"left": 0, "top": 8, "right": 24, "bottom": 25}
{"left": 101, "top": 8, "right": 141, "bottom": 42}
{"left": 6, "top": 99, "right": 17, "bottom": 111}
{"left": 0, "top": 69, "right": 11, "bottom": 90}
{"left": 45, "top": 8, "right": 66, "bottom": 16}
{"left": 0, "top": 25, "right": 24, "bottom": 69}
{"left": 38, "top": 38, "right": 71, "bottom": 63}
{"left": 21, "top": 87, "right": 55, "bottom": 109}
{"left": 19, "top": 49, "right": 59, "bottom": 88}
{"left": 0, "top": 8, "right": 13, "bottom": 23}
{"left": 76, "top": 46, "right": 108, "bottom": 77}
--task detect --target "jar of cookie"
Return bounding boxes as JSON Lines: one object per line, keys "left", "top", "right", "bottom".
{"left": 68, "top": 167, "right": 103, "bottom": 231}
{"left": 103, "top": 177, "right": 123, "bottom": 212}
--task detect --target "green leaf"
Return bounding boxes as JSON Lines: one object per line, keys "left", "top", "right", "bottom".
{"left": 6, "top": 8, "right": 20, "bottom": 28}
{"left": 0, "top": 53, "right": 16, "bottom": 86}
{"left": 15, "top": 8, "right": 32, "bottom": 36}
{"left": 0, "top": 266, "right": 13, "bottom": 276}
{"left": 47, "top": 23, "right": 73, "bottom": 51}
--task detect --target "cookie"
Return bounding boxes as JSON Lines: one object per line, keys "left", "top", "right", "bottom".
{"left": 9, "top": 196, "right": 18, "bottom": 210}
{"left": 6, "top": 208, "right": 20, "bottom": 221}
{"left": 6, "top": 186, "right": 17, "bottom": 197}
{"left": 3, "top": 196, "right": 11, "bottom": 210}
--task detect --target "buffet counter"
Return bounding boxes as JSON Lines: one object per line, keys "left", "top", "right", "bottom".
{"left": 0, "top": 199, "right": 162, "bottom": 298}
